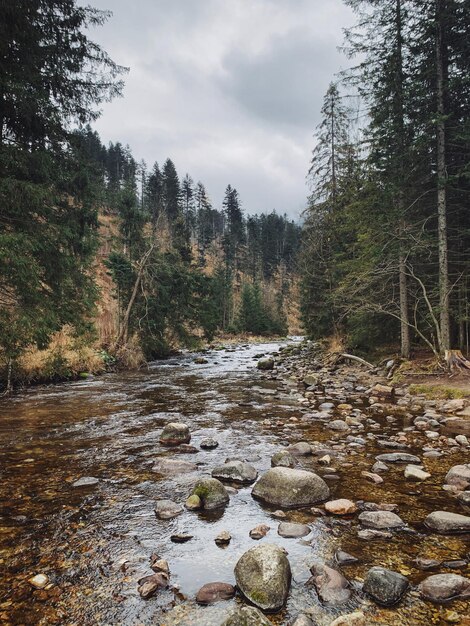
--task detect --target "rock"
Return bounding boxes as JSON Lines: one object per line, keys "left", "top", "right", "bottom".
{"left": 335, "top": 550, "right": 359, "bottom": 565}
{"left": 371, "top": 461, "right": 389, "bottom": 473}
{"left": 277, "top": 522, "right": 311, "bottom": 538}
{"left": 328, "top": 419, "right": 349, "bottom": 431}
{"left": 159, "top": 422, "right": 191, "bottom": 446}
{"left": 154, "top": 499, "right": 184, "bottom": 520}
{"left": 415, "top": 557, "right": 441, "bottom": 570}
{"left": 28, "top": 574, "right": 49, "bottom": 589}
{"left": 190, "top": 478, "right": 229, "bottom": 510}
{"left": 212, "top": 460, "right": 258, "bottom": 484}
{"left": 303, "top": 374, "right": 320, "bottom": 387}
{"left": 271, "top": 450, "right": 296, "bottom": 468}
{"left": 177, "top": 444, "right": 198, "bottom": 454}
{"left": 291, "top": 614, "right": 315, "bottom": 626}
{"left": 456, "top": 435, "right": 469, "bottom": 446}
{"left": 137, "top": 572, "right": 169, "bottom": 599}
{"left": 194, "top": 357, "right": 208, "bottom": 364}
{"left": 418, "top": 573, "right": 470, "bottom": 602}
{"left": 221, "top": 605, "right": 272, "bottom": 626}
{"left": 358, "top": 510, "right": 405, "bottom": 529}
{"left": 252, "top": 467, "right": 329, "bottom": 508}
{"left": 424, "top": 511, "right": 470, "bottom": 534}
{"left": 330, "top": 612, "right": 365, "bottom": 626}
{"left": 287, "top": 441, "right": 312, "bottom": 456}
{"left": 310, "top": 563, "right": 351, "bottom": 605}
{"left": 185, "top": 494, "right": 202, "bottom": 510}
{"left": 404, "top": 464, "right": 431, "bottom": 481}
{"left": 376, "top": 452, "right": 420, "bottom": 463}
{"left": 150, "top": 557, "right": 169, "bottom": 574}
{"left": 325, "top": 499, "right": 357, "bottom": 515}
{"left": 318, "top": 454, "right": 331, "bottom": 465}
{"left": 196, "top": 582, "right": 235, "bottom": 604}
{"left": 361, "top": 471, "right": 383, "bottom": 484}
{"left": 358, "top": 529, "right": 392, "bottom": 540}
{"left": 200, "top": 438, "right": 219, "bottom": 449}
{"left": 170, "top": 533, "right": 193, "bottom": 543}
{"left": 370, "top": 384, "right": 395, "bottom": 401}
{"left": 249, "top": 524, "right": 270, "bottom": 540}
{"left": 363, "top": 566, "right": 408, "bottom": 606}
{"left": 445, "top": 464, "right": 470, "bottom": 487}
{"left": 257, "top": 358, "right": 274, "bottom": 370}
{"left": 153, "top": 458, "right": 197, "bottom": 474}
{"left": 72, "top": 476, "right": 99, "bottom": 487}
{"left": 215, "top": 530, "right": 231, "bottom": 546}
{"left": 457, "top": 491, "right": 470, "bottom": 506}
{"left": 234, "top": 543, "right": 291, "bottom": 611}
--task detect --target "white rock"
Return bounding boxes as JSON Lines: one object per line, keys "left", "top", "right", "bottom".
{"left": 404, "top": 464, "right": 431, "bottom": 481}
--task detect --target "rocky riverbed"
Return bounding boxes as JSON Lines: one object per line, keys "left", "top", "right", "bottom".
{"left": 0, "top": 338, "right": 469, "bottom": 625}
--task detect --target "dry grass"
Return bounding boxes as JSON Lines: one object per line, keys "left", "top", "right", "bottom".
{"left": 408, "top": 383, "right": 467, "bottom": 400}
{"left": 16, "top": 326, "right": 107, "bottom": 383}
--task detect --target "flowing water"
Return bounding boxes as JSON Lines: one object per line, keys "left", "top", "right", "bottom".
{"left": 0, "top": 340, "right": 469, "bottom": 625}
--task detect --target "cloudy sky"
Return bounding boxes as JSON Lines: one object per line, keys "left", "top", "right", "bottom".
{"left": 88, "top": 0, "right": 354, "bottom": 218}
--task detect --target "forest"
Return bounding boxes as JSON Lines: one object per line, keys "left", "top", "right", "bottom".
{"left": 301, "top": 0, "right": 470, "bottom": 363}
{"left": 0, "top": 1, "right": 300, "bottom": 390}
{"left": 1, "top": 0, "right": 469, "bottom": 392}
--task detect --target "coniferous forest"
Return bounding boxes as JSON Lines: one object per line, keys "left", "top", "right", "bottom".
{"left": 301, "top": 0, "right": 470, "bottom": 363}
{"left": 1, "top": 0, "right": 469, "bottom": 391}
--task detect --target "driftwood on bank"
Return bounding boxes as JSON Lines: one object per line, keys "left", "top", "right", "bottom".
{"left": 330, "top": 353, "right": 374, "bottom": 370}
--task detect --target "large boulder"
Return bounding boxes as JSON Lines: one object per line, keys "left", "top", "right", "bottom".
{"left": 211, "top": 460, "right": 257, "bottom": 484}
{"left": 424, "top": 511, "right": 470, "bottom": 534}
{"left": 358, "top": 511, "right": 405, "bottom": 530}
{"left": 418, "top": 574, "right": 470, "bottom": 602}
{"left": 252, "top": 467, "right": 329, "bottom": 508}
{"left": 189, "top": 478, "right": 229, "bottom": 510}
{"left": 159, "top": 422, "right": 191, "bottom": 446}
{"left": 234, "top": 543, "right": 291, "bottom": 611}
{"left": 310, "top": 563, "right": 351, "bottom": 605}
{"left": 362, "top": 567, "right": 408, "bottom": 606}
{"left": 221, "top": 606, "right": 272, "bottom": 626}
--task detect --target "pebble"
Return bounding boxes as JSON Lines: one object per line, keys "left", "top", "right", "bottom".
{"left": 28, "top": 574, "right": 49, "bottom": 589}
{"left": 215, "top": 530, "right": 231, "bottom": 546}
{"left": 249, "top": 524, "right": 270, "bottom": 540}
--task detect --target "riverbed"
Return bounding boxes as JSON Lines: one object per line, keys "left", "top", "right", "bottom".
{"left": 0, "top": 339, "right": 469, "bottom": 625}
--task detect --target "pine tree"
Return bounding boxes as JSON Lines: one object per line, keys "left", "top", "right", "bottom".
{"left": 162, "top": 158, "right": 181, "bottom": 223}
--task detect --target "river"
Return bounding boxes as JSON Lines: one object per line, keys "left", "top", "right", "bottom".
{"left": 0, "top": 339, "right": 468, "bottom": 625}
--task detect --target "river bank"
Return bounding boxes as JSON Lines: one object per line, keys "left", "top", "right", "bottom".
{"left": 0, "top": 339, "right": 469, "bottom": 625}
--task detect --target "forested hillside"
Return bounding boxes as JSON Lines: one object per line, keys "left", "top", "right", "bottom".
{"left": 0, "top": 2, "right": 301, "bottom": 391}
{"left": 301, "top": 0, "right": 470, "bottom": 361}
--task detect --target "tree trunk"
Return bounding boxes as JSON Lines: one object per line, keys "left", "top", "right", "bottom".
{"left": 436, "top": 0, "right": 450, "bottom": 353}
{"left": 399, "top": 247, "right": 410, "bottom": 358}
{"left": 114, "top": 243, "right": 155, "bottom": 349}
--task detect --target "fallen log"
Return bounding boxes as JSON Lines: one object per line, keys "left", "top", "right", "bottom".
{"left": 340, "top": 353, "right": 374, "bottom": 369}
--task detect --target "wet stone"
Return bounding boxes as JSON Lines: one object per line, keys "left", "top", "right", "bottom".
{"left": 200, "top": 438, "right": 218, "bottom": 449}
{"left": 363, "top": 566, "right": 408, "bottom": 606}
{"left": 249, "top": 523, "right": 270, "bottom": 540}
{"left": 252, "top": 467, "right": 330, "bottom": 508}
{"left": 310, "top": 562, "right": 351, "bottom": 606}
{"left": 190, "top": 477, "right": 229, "bottom": 510}
{"left": 159, "top": 422, "right": 191, "bottom": 446}
{"left": 211, "top": 460, "right": 258, "bottom": 484}
{"left": 358, "top": 510, "right": 405, "bottom": 529}
{"left": 195, "top": 582, "right": 235, "bottom": 604}
{"left": 277, "top": 522, "right": 311, "bottom": 538}
{"left": 170, "top": 533, "right": 193, "bottom": 543}
{"left": 325, "top": 499, "right": 357, "bottom": 515}
{"left": 425, "top": 511, "right": 470, "bottom": 534}
{"left": 215, "top": 530, "right": 231, "bottom": 546}
{"left": 287, "top": 441, "right": 312, "bottom": 456}
{"left": 138, "top": 572, "right": 169, "bottom": 599}
{"left": 271, "top": 450, "right": 296, "bottom": 468}
{"left": 418, "top": 573, "right": 470, "bottom": 603}
{"left": 375, "top": 452, "right": 421, "bottom": 463}
{"left": 234, "top": 543, "right": 291, "bottom": 611}
{"left": 335, "top": 549, "right": 359, "bottom": 565}
{"left": 72, "top": 476, "right": 99, "bottom": 487}
{"left": 154, "top": 499, "right": 183, "bottom": 520}
{"left": 153, "top": 458, "right": 197, "bottom": 474}
{"left": 221, "top": 605, "right": 272, "bottom": 626}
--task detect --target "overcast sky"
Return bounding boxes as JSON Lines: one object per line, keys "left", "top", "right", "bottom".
{"left": 88, "top": 0, "right": 354, "bottom": 219}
